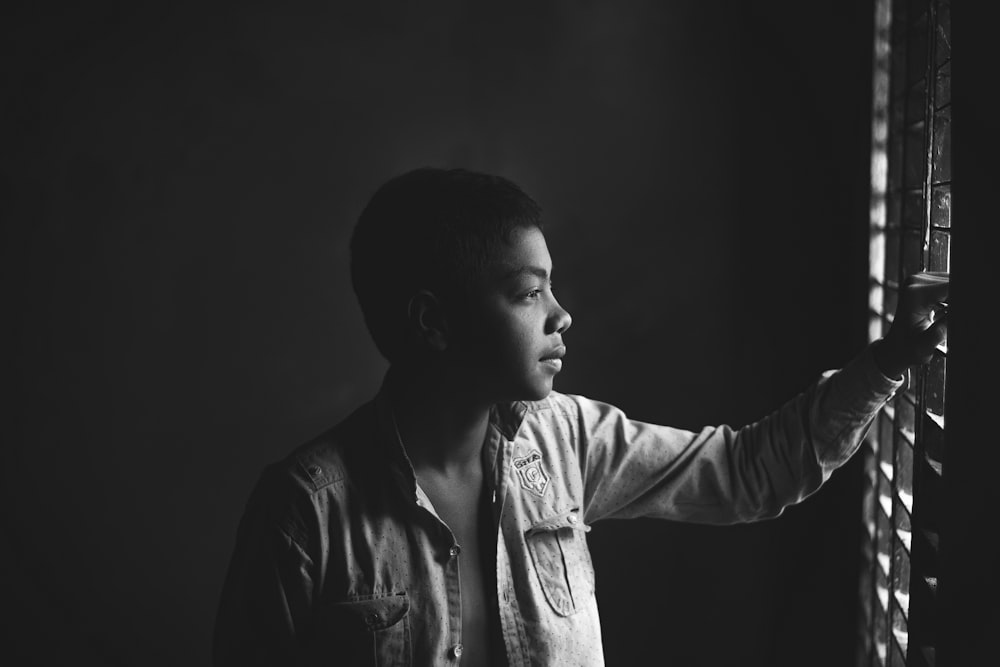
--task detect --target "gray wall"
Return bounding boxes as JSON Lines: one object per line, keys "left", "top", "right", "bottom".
{"left": 2, "top": 2, "right": 874, "bottom": 665}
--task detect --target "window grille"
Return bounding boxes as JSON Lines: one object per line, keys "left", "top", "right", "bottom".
{"left": 858, "top": 0, "right": 950, "bottom": 665}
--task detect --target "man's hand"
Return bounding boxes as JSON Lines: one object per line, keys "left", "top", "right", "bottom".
{"left": 873, "top": 271, "right": 949, "bottom": 380}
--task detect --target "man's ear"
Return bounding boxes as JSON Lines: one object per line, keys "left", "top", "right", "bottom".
{"left": 406, "top": 289, "right": 449, "bottom": 353}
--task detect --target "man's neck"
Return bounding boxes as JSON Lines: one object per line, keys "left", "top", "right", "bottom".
{"left": 389, "top": 363, "right": 493, "bottom": 475}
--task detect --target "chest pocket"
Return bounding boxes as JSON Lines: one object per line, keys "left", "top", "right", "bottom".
{"left": 525, "top": 508, "right": 594, "bottom": 617}
{"left": 319, "top": 593, "right": 411, "bottom": 666}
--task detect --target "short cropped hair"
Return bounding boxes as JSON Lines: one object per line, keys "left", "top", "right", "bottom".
{"left": 350, "top": 167, "right": 543, "bottom": 364}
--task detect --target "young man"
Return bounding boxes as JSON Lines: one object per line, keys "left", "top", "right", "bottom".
{"left": 213, "top": 168, "right": 948, "bottom": 666}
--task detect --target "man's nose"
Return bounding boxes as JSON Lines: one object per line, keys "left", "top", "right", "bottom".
{"left": 548, "top": 299, "right": 572, "bottom": 334}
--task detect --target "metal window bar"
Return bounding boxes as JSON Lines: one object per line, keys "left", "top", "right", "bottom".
{"left": 860, "top": 0, "right": 950, "bottom": 665}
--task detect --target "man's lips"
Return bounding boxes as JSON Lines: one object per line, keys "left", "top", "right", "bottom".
{"left": 540, "top": 345, "right": 566, "bottom": 362}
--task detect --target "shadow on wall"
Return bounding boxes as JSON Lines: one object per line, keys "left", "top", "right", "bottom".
{"left": 2, "top": 1, "right": 873, "bottom": 665}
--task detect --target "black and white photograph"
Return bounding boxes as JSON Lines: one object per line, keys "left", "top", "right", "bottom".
{"left": 3, "top": 1, "right": 994, "bottom": 666}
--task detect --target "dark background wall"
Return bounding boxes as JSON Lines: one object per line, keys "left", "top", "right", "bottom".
{"left": 1, "top": 2, "right": 875, "bottom": 665}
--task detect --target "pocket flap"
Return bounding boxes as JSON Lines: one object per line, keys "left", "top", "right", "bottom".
{"left": 329, "top": 593, "right": 410, "bottom": 631}
{"left": 525, "top": 507, "right": 590, "bottom": 536}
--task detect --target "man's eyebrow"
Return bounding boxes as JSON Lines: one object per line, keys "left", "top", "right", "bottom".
{"left": 499, "top": 266, "right": 550, "bottom": 281}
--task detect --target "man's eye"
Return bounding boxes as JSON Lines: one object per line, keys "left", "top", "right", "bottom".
{"left": 519, "top": 282, "right": 552, "bottom": 301}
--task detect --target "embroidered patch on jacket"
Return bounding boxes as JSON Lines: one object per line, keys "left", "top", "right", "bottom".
{"left": 513, "top": 449, "right": 550, "bottom": 497}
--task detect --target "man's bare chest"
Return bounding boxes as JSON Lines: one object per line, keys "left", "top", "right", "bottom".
{"left": 417, "top": 472, "right": 496, "bottom": 666}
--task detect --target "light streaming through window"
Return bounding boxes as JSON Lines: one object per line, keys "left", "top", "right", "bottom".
{"left": 858, "top": 0, "right": 950, "bottom": 665}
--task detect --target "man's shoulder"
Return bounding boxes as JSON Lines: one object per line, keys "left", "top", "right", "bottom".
{"left": 269, "top": 399, "right": 381, "bottom": 496}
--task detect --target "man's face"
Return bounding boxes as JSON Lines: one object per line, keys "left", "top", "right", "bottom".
{"left": 448, "top": 226, "right": 573, "bottom": 402}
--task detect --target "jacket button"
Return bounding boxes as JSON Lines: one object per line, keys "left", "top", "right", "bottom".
{"left": 450, "top": 643, "right": 464, "bottom": 659}
{"left": 449, "top": 545, "right": 461, "bottom": 558}
{"left": 568, "top": 514, "right": 578, "bottom": 524}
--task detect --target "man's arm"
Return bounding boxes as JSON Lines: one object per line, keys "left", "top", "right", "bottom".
{"left": 213, "top": 466, "right": 318, "bottom": 667}
{"left": 566, "top": 344, "right": 901, "bottom": 525}
{"left": 567, "top": 272, "right": 948, "bottom": 526}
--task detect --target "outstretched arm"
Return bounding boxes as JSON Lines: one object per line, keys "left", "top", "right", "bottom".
{"left": 569, "top": 344, "right": 902, "bottom": 525}
{"left": 565, "top": 277, "right": 949, "bottom": 525}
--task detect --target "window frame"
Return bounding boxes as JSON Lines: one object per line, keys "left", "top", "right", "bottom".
{"left": 858, "top": 0, "right": 951, "bottom": 665}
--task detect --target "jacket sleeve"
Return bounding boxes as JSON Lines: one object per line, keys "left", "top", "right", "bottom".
{"left": 570, "top": 343, "right": 904, "bottom": 525}
{"left": 213, "top": 465, "right": 319, "bottom": 667}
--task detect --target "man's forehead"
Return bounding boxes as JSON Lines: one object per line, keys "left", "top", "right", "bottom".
{"left": 496, "top": 265, "right": 550, "bottom": 281}
{"left": 488, "top": 227, "right": 552, "bottom": 278}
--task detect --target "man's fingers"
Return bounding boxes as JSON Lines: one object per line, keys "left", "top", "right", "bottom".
{"left": 918, "top": 315, "right": 948, "bottom": 350}
{"left": 893, "top": 272, "right": 949, "bottom": 364}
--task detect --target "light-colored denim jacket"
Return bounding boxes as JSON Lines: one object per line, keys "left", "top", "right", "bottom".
{"left": 214, "top": 344, "right": 902, "bottom": 666}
